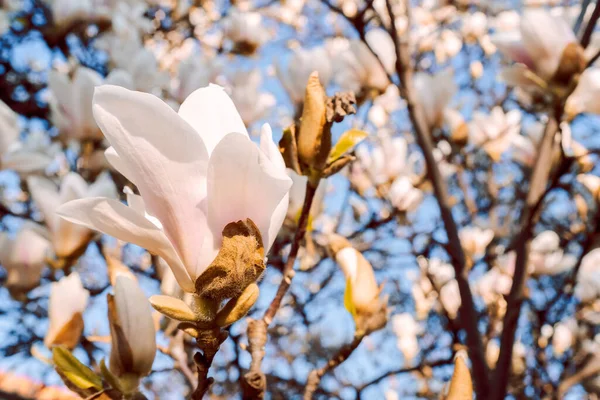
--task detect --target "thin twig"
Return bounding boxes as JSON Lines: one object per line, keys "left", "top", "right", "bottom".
{"left": 242, "top": 180, "right": 319, "bottom": 398}
{"left": 580, "top": 0, "right": 600, "bottom": 49}
{"left": 303, "top": 332, "right": 365, "bottom": 399}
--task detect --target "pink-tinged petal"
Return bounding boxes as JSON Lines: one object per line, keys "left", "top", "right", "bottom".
{"left": 93, "top": 85, "right": 209, "bottom": 275}
{"left": 104, "top": 146, "right": 135, "bottom": 183}
{"left": 521, "top": 9, "right": 576, "bottom": 80}
{"left": 73, "top": 67, "right": 103, "bottom": 131}
{"left": 492, "top": 32, "right": 536, "bottom": 70}
{"left": 59, "top": 172, "right": 88, "bottom": 204}
{"left": 259, "top": 124, "right": 286, "bottom": 172}
{"left": 27, "top": 176, "right": 61, "bottom": 232}
{"left": 566, "top": 68, "right": 600, "bottom": 117}
{"left": 178, "top": 84, "right": 248, "bottom": 155}
{"left": 57, "top": 197, "right": 194, "bottom": 292}
{"left": 207, "top": 133, "right": 292, "bottom": 254}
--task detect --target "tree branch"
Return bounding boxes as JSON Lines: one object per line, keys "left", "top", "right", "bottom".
{"left": 489, "top": 117, "right": 559, "bottom": 400}
{"left": 382, "top": 0, "right": 489, "bottom": 395}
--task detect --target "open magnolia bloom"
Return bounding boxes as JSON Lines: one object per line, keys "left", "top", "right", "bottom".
{"left": 108, "top": 276, "right": 156, "bottom": 379}
{"left": 44, "top": 272, "right": 89, "bottom": 349}
{"left": 223, "top": 9, "right": 268, "bottom": 54}
{"left": 28, "top": 172, "right": 117, "bottom": 260}
{"left": 459, "top": 226, "right": 494, "bottom": 260}
{"left": 49, "top": 67, "right": 133, "bottom": 141}
{"left": 335, "top": 29, "right": 395, "bottom": 95}
{"left": 468, "top": 107, "right": 521, "bottom": 161}
{"left": 58, "top": 84, "right": 292, "bottom": 294}
{"left": 2, "top": 130, "right": 62, "bottom": 177}
{"left": 0, "top": 222, "right": 51, "bottom": 297}
{"left": 175, "top": 54, "right": 223, "bottom": 103}
{"left": 552, "top": 319, "right": 576, "bottom": 357}
{"left": 276, "top": 47, "right": 333, "bottom": 106}
{"left": 492, "top": 9, "right": 585, "bottom": 90}
{"left": 529, "top": 231, "right": 577, "bottom": 276}
{"left": 391, "top": 313, "right": 420, "bottom": 364}
{"left": 414, "top": 69, "right": 457, "bottom": 129}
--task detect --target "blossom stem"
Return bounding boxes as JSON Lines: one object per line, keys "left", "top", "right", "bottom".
{"left": 191, "top": 328, "right": 228, "bottom": 399}
{"left": 242, "top": 179, "right": 319, "bottom": 398}
{"left": 303, "top": 331, "right": 365, "bottom": 400}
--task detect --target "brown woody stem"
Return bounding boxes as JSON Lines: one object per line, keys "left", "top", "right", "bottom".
{"left": 190, "top": 328, "right": 228, "bottom": 399}
{"left": 382, "top": 0, "right": 490, "bottom": 395}
{"left": 303, "top": 332, "right": 365, "bottom": 400}
{"left": 242, "top": 180, "right": 319, "bottom": 398}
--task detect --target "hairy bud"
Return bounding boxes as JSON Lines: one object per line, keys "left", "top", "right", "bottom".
{"left": 298, "top": 72, "right": 330, "bottom": 173}
{"left": 195, "top": 219, "right": 265, "bottom": 301}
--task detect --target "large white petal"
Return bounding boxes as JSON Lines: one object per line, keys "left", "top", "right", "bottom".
{"left": 104, "top": 146, "right": 135, "bottom": 184}
{"left": 93, "top": 85, "right": 209, "bottom": 274}
{"left": 57, "top": 197, "right": 194, "bottom": 292}
{"left": 207, "top": 133, "right": 292, "bottom": 254}
{"left": 178, "top": 84, "right": 248, "bottom": 155}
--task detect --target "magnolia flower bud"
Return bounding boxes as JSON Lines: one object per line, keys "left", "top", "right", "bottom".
{"left": 328, "top": 234, "right": 387, "bottom": 332}
{"left": 195, "top": 219, "right": 265, "bottom": 301}
{"left": 298, "top": 72, "right": 330, "bottom": 174}
{"left": 45, "top": 273, "right": 89, "bottom": 349}
{"left": 108, "top": 276, "right": 156, "bottom": 380}
{"left": 444, "top": 351, "right": 473, "bottom": 400}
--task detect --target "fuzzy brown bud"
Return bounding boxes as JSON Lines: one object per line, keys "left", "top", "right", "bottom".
{"left": 195, "top": 219, "right": 265, "bottom": 301}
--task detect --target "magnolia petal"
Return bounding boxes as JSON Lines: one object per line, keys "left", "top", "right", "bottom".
{"left": 93, "top": 85, "right": 210, "bottom": 274}
{"left": 27, "top": 176, "right": 61, "bottom": 233}
{"left": 104, "top": 146, "right": 135, "bottom": 183}
{"left": 113, "top": 276, "right": 156, "bottom": 376}
{"left": 521, "top": 9, "right": 576, "bottom": 80}
{"left": 57, "top": 197, "right": 194, "bottom": 292}
{"left": 73, "top": 67, "right": 104, "bottom": 133}
{"left": 492, "top": 31, "right": 535, "bottom": 70}
{"left": 178, "top": 84, "right": 248, "bottom": 155}
{"left": 59, "top": 172, "right": 89, "bottom": 204}
{"left": 207, "top": 132, "right": 292, "bottom": 256}
{"left": 45, "top": 272, "right": 89, "bottom": 349}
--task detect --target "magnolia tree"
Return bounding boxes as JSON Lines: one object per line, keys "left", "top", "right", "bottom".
{"left": 1, "top": 0, "right": 600, "bottom": 399}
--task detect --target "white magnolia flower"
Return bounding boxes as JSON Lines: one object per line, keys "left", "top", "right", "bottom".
{"left": 388, "top": 176, "right": 423, "bottom": 212}
{"left": 552, "top": 320, "right": 575, "bottom": 356}
{"left": 469, "top": 107, "right": 521, "bottom": 161}
{"left": 0, "top": 222, "right": 51, "bottom": 295}
{"left": 414, "top": 69, "right": 457, "bottom": 129}
{"left": 115, "top": 48, "right": 168, "bottom": 96}
{"left": 49, "top": 67, "right": 133, "bottom": 141}
{"left": 511, "top": 121, "right": 544, "bottom": 167}
{"left": 44, "top": 272, "right": 89, "bottom": 349}
{"left": 223, "top": 9, "right": 268, "bottom": 54}
{"left": 108, "top": 276, "right": 156, "bottom": 378}
{"left": 176, "top": 55, "right": 223, "bottom": 103}
{"left": 0, "top": 10, "right": 9, "bottom": 36}
{"left": 58, "top": 85, "right": 292, "bottom": 293}
{"left": 392, "top": 312, "right": 420, "bottom": 363}
{"left": 335, "top": 29, "right": 395, "bottom": 94}
{"left": 277, "top": 47, "right": 332, "bottom": 105}
{"left": 440, "top": 279, "right": 461, "bottom": 319}
{"left": 459, "top": 226, "right": 494, "bottom": 259}
{"left": 356, "top": 135, "right": 419, "bottom": 185}
{"left": 493, "top": 9, "right": 581, "bottom": 88}
{"left": 434, "top": 30, "right": 463, "bottom": 63}
{"left": 28, "top": 172, "right": 118, "bottom": 259}
{"left": 476, "top": 267, "right": 512, "bottom": 306}
{"left": 565, "top": 68, "right": 600, "bottom": 119}
{"left": 461, "top": 12, "right": 487, "bottom": 42}
{"left": 575, "top": 248, "right": 600, "bottom": 301}
{"left": 529, "top": 230, "right": 576, "bottom": 275}
{"left": 368, "top": 85, "right": 403, "bottom": 128}
{"left": 2, "top": 130, "right": 61, "bottom": 177}
{"left": 227, "top": 70, "right": 275, "bottom": 127}
{"left": 0, "top": 100, "right": 20, "bottom": 157}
